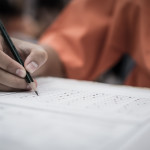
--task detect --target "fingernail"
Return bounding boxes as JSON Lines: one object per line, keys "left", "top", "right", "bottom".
{"left": 26, "top": 61, "right": 38, "bottom": 73}
{"left": 16, "top": 69, "right": 26, "bottom": 78}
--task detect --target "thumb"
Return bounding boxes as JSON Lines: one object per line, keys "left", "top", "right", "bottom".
{"left": 24, "top": 49, "right": 47, "bottom": 74}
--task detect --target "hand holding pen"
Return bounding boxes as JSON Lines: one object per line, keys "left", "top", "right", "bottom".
{"left": 0, "top": 21, "right": 48, "bottom": 94}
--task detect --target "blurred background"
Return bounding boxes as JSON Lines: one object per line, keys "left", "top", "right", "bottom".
{"left": 0, "top": 0, "right": 135, "bottom": 84}
{"left": 0, "top": 0, "right": 71, "bottom": 40}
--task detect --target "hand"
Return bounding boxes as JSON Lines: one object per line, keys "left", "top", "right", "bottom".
{"left": 0, "top": 36, "right": 48, "bottom": 91}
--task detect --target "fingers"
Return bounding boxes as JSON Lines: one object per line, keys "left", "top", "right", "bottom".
{"left": 0, "top": 50, "right": 26, "bottom": 78}
{"left": 0, "top": 37, "right": 46, "bottom": 92}
{"left": 0, "top": 83, "right": 17, "bottom": 92}
{"left": 0, "top": 37, "right": 28, "bottom": 92}
{"left": 24, "top": 47, "right": 48, "bottom": 74}
{"left": 0, "top": 37, "right": 42, "bottom": 92}
{"left": 0, "top": 83, "right": 30, "bottom": 92}
{"left": 11, "top": 38, "right": 48, "bottom": 74}
{"left": 0, "top": 69, "right": 28, "bottom": 89}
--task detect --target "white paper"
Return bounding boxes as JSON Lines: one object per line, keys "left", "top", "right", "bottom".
{"left": 0, "top": 77, "right": 150, "bottom": 150}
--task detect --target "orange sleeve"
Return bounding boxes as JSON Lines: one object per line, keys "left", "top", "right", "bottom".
{"left": 39, "top": 0, "right": 121, "bottom": 80}
{"left": 39, "top": 0, "right": 150, "bottom": 87}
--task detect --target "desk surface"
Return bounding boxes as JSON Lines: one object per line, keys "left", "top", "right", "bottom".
{"left": 0, "top": 77, "right": 150, "bottom": 150}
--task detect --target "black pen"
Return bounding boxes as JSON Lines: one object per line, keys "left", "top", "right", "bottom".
{"left": 0, "top": 20, "right": 38, "bottom": 96}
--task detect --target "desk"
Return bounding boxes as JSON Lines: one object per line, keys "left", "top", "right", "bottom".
{"left": 0, "top": 77, "right": 150, "bottom": 150}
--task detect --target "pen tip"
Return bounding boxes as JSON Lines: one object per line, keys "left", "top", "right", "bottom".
{"left": 35, "top": 91, "right": 39, "bottom": 96}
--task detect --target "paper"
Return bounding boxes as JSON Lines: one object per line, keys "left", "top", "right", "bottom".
{"left": 0, "top": 77, "right": 150, "bottom": 150}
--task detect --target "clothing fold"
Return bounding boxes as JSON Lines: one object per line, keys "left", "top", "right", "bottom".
{"left": 40, "top": 0, "right": 150, "bottom": 87}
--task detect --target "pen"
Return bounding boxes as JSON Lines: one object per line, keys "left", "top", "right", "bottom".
{"left": 0, "top": 20, "right": 38, "bottom": 96}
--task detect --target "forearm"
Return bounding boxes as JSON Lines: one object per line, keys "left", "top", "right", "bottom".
{"left": 33, "top": 45, "right": 65, "bottom": 78}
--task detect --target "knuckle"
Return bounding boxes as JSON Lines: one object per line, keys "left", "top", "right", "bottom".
{"left": 32, "top": 48, "right": 47, "bottom": 66}
{"left": 39, "top": 49, "right": 48, "bottom": 63}
{"left": 41, "top": 51, "right": 47, "bottom": 60}
{"left": 5, "top": 62, "right": 13, "bottom": 71}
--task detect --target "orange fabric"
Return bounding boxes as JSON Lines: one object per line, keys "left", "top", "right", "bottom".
{"left": 39, "top": 0, "right": 150, "bottom": 88}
